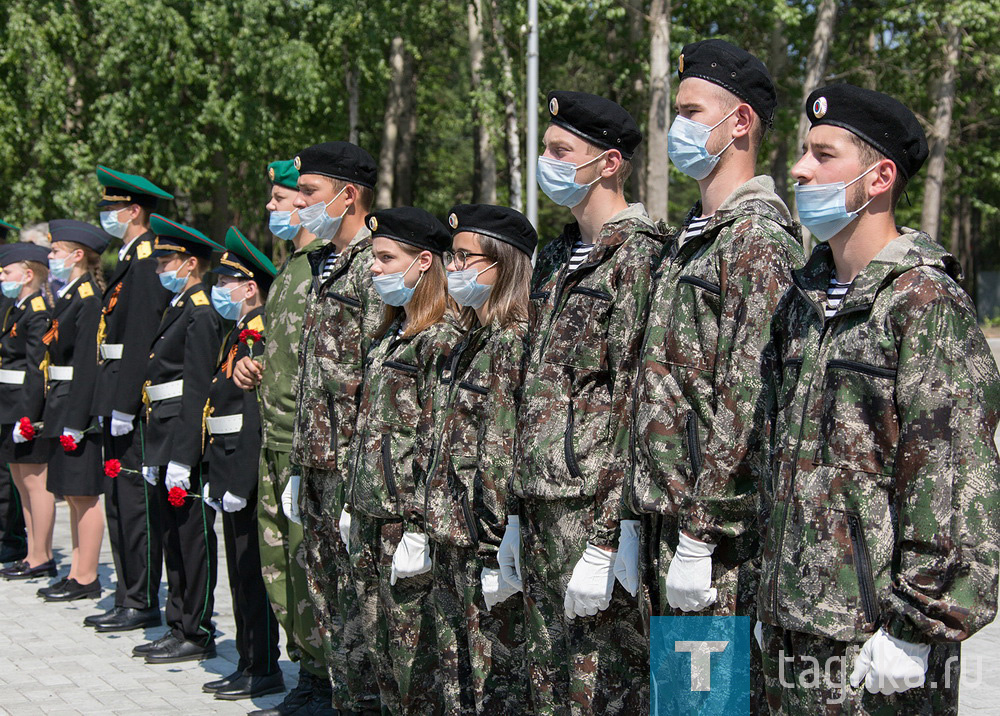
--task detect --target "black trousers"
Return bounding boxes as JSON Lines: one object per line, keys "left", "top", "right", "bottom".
{"left": 0, "top": 461, "right": 26, "bottom": 561}
{"left": 103, "top": 423, "right": 162, "bottom": 609}
{"left": 157, "top": 463, "right": 217, "bottom": 644}
{"left": 222, "top": 497, "right": 280, "bottom": 675}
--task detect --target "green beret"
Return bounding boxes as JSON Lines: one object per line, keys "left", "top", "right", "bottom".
{"left": 267, "top": 160, "right": 300, "bottom": 191}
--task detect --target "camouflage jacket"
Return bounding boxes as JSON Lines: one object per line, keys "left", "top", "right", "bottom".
{"left": 423, "top": 320, "right": 527, "bottom": 555}
{"left": 628, "top": 177, "right": 803, "bottom": 563}
{"left": 258, "top": 236, "right": 327, "bottom": 451}
{"left": 347, "top": 315, "right": 461, "bottom": 521}
{"left": 290, "top": 228, "right": 381, "bottom": 472}
{"left": 511, "top": 204, "right": 666, "bottom": 547}
{"left": 759, "top": 229, "right": 1000, "bottom": 644}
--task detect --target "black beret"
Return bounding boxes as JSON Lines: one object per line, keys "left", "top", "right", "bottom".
{"left": 294, "top": 141, "right": 377, "bottom": 189}
{"left": 447, "top": 204, "right": 537, "bottom": 258}
{"left": 678, "top": 39, "right": 777, "bottom": 126}
{"left": 547, "top": 91, "right": 642, "bottom": 159}
{"left": 806, "top": 84, "right": 928, "bottom": 180}
{"left": 366, "top": 207, "right": 450, "bottom": 256}
{"left": 48, "top": 219, "right": 112, "bottom": 254}
{"left": 0, "top": 242, "right": 51, "bottom": 267}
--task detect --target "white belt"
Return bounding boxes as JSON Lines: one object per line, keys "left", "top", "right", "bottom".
{"left": 49, "top": 366, "right": 74, "bottom": 381}
{"left": 0, "top": 369, "right": 25, "bottom": 385}
{"left": 99, "top": 344, "right": 124, "bottom": 360}
{"left": 206, "top": 414, "right": 243, "bottom": 435}
{"left": 144, "top": 380, "right": 184, "bottom": 402}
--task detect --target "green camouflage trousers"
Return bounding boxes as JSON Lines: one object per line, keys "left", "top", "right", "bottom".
{"left": 520, "top": 498, "right": 649, "bottom": 716}
{"left": 300, "top": 468, "right": 379, "bottom": 710}
{"left": 256, "top": 448, "right": 326, "bottom": 677}
{"left": 432, "top": 544, "right": 528, "bottom": 715}
{"left": 761, "top": 623, "right": 960, "bottom": 715}
{"left": 349, "top": 513, "right": 442, "bottom": 715}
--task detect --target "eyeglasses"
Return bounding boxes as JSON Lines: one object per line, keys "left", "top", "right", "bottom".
{"left": 443, "top": 250, "right": 490, "bottom": 270}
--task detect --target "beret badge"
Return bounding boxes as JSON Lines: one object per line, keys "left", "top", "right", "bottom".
{"left": 268, "top": 167, "right": 275, "bottom": 180}
{"left": 549, "top": 97, "right": 559, "bottom": 116}
{"left": 448, "top": 213, "right": 459, "bottom": 229}
{"left": 293, "top": 156, "right": 302, "bottom": 170}
{"left": 368, "top": 216, "right": 378, "bottom": 232}
{"left": 678, "top": 53, "right": 684, "bottom": 74}
{"left": 813, "top": 96, "right": 828, "bottom": 119}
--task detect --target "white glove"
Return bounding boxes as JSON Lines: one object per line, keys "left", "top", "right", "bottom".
{"left": 612, "top": 520, "right": 640, "bottom": 597}
{"left": 497, "top": 515, "right": 523, "bottom": 591}
{"left": 481, "top": 566, "right": 520, "bottom": 612}
{"left": 754, "top": 621, "right": 763, "bottom": 650}
{"left": 62, "top": 427, "right": 85, "bottom": 442}
{"left": 390, "top": 531, "right": 432, "bottom": 585}
{"left": 222, "top": 491, "right": 247, "bottom": 513}
{"left": 849, "top": 628, "right": 930, "bottom": 695}
{"left": 98, "top": 416, "right": 104, "bottom": 427}
{"left": 564, "top": 543, "right": 616, "bottom": 619}
{"left": 110, "top": 410, "right": 135, "bottom": 436}
{"left": 202, "top": 482, "right": 221, "bottom": 512}
{"left": 142, "top": 465, "right": 159, "bottom": 486}
{"left": 281, "top": 475, "right": 301, "bottom": 524}
{"left": 11, "top": 423, "right": 28, "bottom": 443}
{"left": 338, "top": 507, "right": 352, "bottom": 551}
{"left": 164, "top": 461, "right": 191, "bottom": 491}
{"left": 665, "top": 532, "right": 718, "bottom": 612}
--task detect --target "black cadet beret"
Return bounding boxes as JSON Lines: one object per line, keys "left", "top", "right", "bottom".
{"left": 366, "top": 207, "right": 451, "bottom": 256}
{"left": 0, "top": 242, "right": 51, "bottom": 267}
{"left": 547, "top": 91, "right": 642, "bottom": 159}
{"left": 149, "top": 214, "right": 224, "bottom": 260}
{"left": 48, "top": 219, "right": 112, "bottom": 254}
{"left": 678, "top": 39, "right": 777, "bottom": 126}
{"left": 806, "top": 84, "right": 929, "bottom": 180}
{"left": 214, "top": 226, "right": 278, "bottom": 292}
{"left": 294, "top": 141, "right": 377, "bottom": 189}
{"left": 447, "top": 204, "right": 538, "bottom": 258}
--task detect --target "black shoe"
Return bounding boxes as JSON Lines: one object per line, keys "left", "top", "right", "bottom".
{"left": 144, "top": 637, "right": 216, "bottom": 664}
{"left": 94, "top": 606, "right": 161, "bottom": 633}
{"left": 37, "top": 577, "right": 69, "bottom": 598}
{"left": 292, "top": 679, "right": 335, "bottom": 715}
{"left": 84, "top": 606, "right": 121, "bottom": 627}
{"left": 214, "top": 671, "right": 285, "bottom": 701}
{"left": 43, "top": 578, "right": 101, "bottom": 602}
{"left": 248, "top": 669, "right": 314, "bottom": 716}
{"left": 2, "top": 559, "right": 56, "bottom": 580}
{"left": 132, "top": 631, "right": 178, "bottom": 657}
{"left": 203, "top": 669, "right": 245, "bottom": 693}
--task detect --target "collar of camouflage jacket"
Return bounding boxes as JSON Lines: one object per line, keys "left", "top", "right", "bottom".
{"left": 792, "top": 227, "right": 962, "bottom": 315}
{"left": 687, "top": 175, "right": 794, "bottom": 237}
{"left": 558, "top": 203, "right": 662, "bottom": 266}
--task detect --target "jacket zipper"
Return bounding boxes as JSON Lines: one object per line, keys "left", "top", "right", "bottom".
{"left": 458, "top": 380, "right": 488, "bottom": 395}
{"left": 564, "top": 400, "right": 583, "bottom": 480}
{"left": 678, "top": 275, "right": 721, "bottom": 296}
{"left": 324, "top": 290, "right": 361, "bottom": 308}
{"left": 384, "top": 360, "right": 419, "bottom": 374}
{"left": 847, "top": 512, "right": 880, "bottom": 624}
{"left": 327, "top": 394, "right": 338, "bottom": 453}
{"left": 826, "top": 358, "right": 897, "bottom": 380}
{"left": 686, "top": 410, "right": 703, "bottom": 477}
{"left": 381, "top": 435, "right": 399, "bottom": 502}
{"left": 461, "top": 489, "right": 479, "bottom": 546}
{"left": 568, "top": 286, "right": 612, "bottom": 301}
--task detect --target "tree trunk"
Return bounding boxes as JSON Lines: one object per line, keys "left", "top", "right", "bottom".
{"left": 395, "top": 65, "right": 417, "bottom": 206}
{"left": 208, "top": 149, "right": 229, "bottom": 242}
{"left": 766, "top": 18, "right": 790, "bottom": 205}
{"left": 346, "top": 53, "right": 360, "bottom": 145}
{"left": 645, "top": 0, "right": 670, "bottom": 221}
{"left": 489, "top": 0, "right": 522, "bottom": 210}
{"left": 376, "top": 36, "right": 407, "bottom": 209}
{"left": 920, "top": 22, "right": 960, "bottom": 241}
{"left": 469, "top": 0, "right": 497, "bottom": 204}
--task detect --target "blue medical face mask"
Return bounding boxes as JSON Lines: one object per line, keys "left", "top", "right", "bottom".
{"left": 667, "top": 108, "right": 738, "bottom": 180}
{"left": 100, "top": 208, "right": 129, "bottom": 239}
{"left": 298, "top": 186, "right": 348, "bottom": 240}
{"left": 372, "top": 255, "right": 421, "bottom": 307}
{"left": 536, "top": 151, "right": 608, "bottom": 208}
{"left": 48, "top": 255, "right": 76, "bottom": 283}
{"left": 269, "top": 210, "right": 300, "bottom": 241}
{"left": 447, "top": 262, "right": 496, "bottom": 309}
{"left": 1, "top": 280, "right": 24, "bottom": 298}
{"left": 793, "top": 164, "right": 879, "bottom": 242}
{"left": 158, "top": 262, "right": 192, "bottom": 293}
{"left": 211, "top": 282, "right": 247, "bottom": 321}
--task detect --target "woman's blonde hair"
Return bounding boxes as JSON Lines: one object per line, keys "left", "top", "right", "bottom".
{"left": 456, "top": 234, "right": 532, "bottom": 330}
{"left": 61, "top": 241, "right": 107, "bottom": 293}
{"left": 22, "top": 261, "right": 53, "bottom": 305}
{"left": 375, "top": 240, "right": 454, "bottom": 340}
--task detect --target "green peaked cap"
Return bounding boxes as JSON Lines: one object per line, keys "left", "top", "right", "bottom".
{"left": 215, "top": 226, "right": 277, "bottom": 291}
{"left": 149, "top": 214, "right": 223, "bottom": 259}
{"left": 96, "top": 165, "right": 173, "bottom": 207}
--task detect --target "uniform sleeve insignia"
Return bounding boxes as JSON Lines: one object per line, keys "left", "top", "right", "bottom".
{"left": 78, "top": 282, "right": 94, "bottom": 299}
{"left": 30, "top": 297, "right": 47, "bottom": 312}
{"left": 191, "top": 291, "right": 209, "bottom": 307}
{"left": 248, "top": 315, "right": 265, "bottom": 332}
{"left": 136, "top": 241, "right": 152, "bottom": 259}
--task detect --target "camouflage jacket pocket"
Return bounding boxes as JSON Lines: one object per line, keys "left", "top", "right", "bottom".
{"left": 543, "top": 287, "right": 611, "bottom": 373}
{"left": 659, "top": 275, "right": 721, "bottom": 372}
{"left": 352, "top": 428, "right": 413, "bottom": 518}
{"left": 424, "top": 453, "right": 479, "bottom": 548}
{"left": 815, "top": 360, "right": 899, "bottom": 477}
{"left": 314, "top": 290, "right": 363, "bottom": 365}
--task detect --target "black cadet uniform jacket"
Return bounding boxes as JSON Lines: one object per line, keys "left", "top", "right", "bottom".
{"left": 206, "top": 307, "right": 265, "bottom": 501}
{"left": 141, "top": 283, "right": 223, "bottom": 468}
{"left": 0, "top": 291, "right": 51, "bottom": 425}
{"left": 92, "top": 232, "right": 172, "bottom": 419}
{"left": 40, "top": 275, "right": 101, "bottom": 437}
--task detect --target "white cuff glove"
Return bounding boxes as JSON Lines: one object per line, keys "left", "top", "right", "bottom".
{"left": 339, "top": 507, "right": 352, "bottom": 551}
{"left": 481, "top": 566, "right": 520, "bottom": 612}
{"left": 612, "top": 520, "right": 640, "bottom": 597}
{"left": 142, "top": 465, "right": 159, "bottom": 486}
{"left": 110, "top": 410, "right": 135, "bottom": 437}
{"left": 665, "top": 532, "right": 718, "bottom": 612}
{"left": 222, "top": 491, "right": 247, "bottom": 513}
{"left": 281, "top": 475, "right": 301, "bottom": 524}
{"left": 564, "top": 543, "right": 616, "bottom": 619}
{"left": 497, "top": 515, "right": 523, "bottom": 591}
{"left": 164, "top": 461, "right": 191, "bottom": 491}
{"left": 754, "top": 620, "right": 763, "bottom": 650}
{"left": 390, "top": 531, "right": 432, "bottom": 585}
{"left": 62, "top": 427, "right": 85, "bottom": 441}
{"left": 202, "top": 482, "right": 221, "bottom": 512}
{"left": 849, "top": 628, "right": 930, "bottom": 695}
{"left": 11, "top": 423, "right": 28, "bottom": 443}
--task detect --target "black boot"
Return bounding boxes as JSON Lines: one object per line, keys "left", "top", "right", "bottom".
{"left": 293, "top": 677, "right": 336, "bottom": 715}
{"left": 248, "top": 668, "right": 314, "bottom": 716}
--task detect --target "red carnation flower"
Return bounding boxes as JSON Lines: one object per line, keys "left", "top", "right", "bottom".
{"left": 59, "top": 434, "right": 78, "bottom": 452}
{"left": 239, "top": 329, "right": 263, "bottom": 345}
{"left": 17, "top": 417, "right": 35, "bottom": 441}
{"left": 167, "top": 486, "right": 188, "bottom": 507}
{"left": 104, "top": 459, "right": 122, "bottom": 478}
